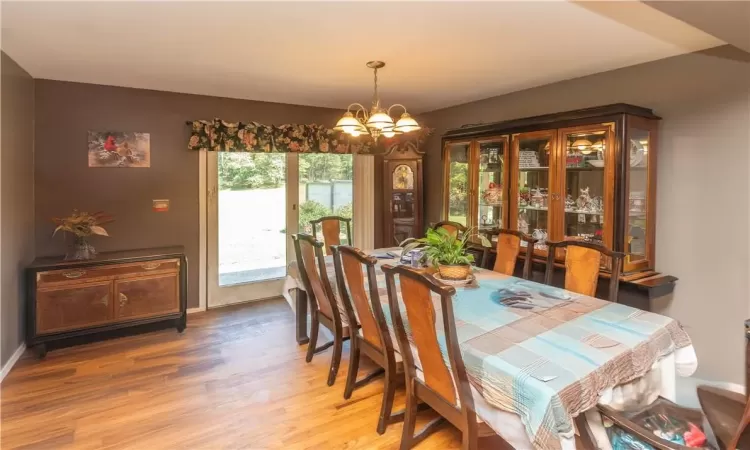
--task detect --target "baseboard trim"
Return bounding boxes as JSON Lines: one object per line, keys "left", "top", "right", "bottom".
{"left": 675, "top": 375, "right": 744, "bottom": 408}
{"left": 0, "top": 344, "right": 26, "bottom": 383}
{"left": 187, "top": 306, "right": 206, "bottom": 314}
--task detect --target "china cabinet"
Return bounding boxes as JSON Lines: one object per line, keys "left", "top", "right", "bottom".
{"left": 442, "top": 104, "right": 661, "bottom": 280}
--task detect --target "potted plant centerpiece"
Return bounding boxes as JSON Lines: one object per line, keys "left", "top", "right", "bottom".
{"left": 402, "top": 227, "right": 490, "bottom": 281}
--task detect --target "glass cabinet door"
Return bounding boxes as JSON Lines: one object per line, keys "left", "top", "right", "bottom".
{"left": 511, "top": 131, "right": 555, "bottom": 253}
{"left": 558, "top": 125, "right": 614, "bottom": 251}
{"left": 390, "top": 162, "right": 417, "bottom": 244}
{"left": 443, "top": 142, "right": 472, "bottom": 227}
{"left": 475, "top": 137, "right": 509, "bottom": 232}
{"left": 625, "top": 118, "right": 655, "bottom": 271}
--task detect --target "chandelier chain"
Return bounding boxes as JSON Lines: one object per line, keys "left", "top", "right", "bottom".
{"left": 372, "top": 67, "right": 379, "bottom": 110}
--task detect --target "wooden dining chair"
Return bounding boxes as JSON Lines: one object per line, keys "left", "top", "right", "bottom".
{"left": 291, "top": 233, "right": 349, "bottom": 386}
{"left": 382, "top": 264, "right": 512, "bottom": 450}
{"left": 696, "top": 318, "right": 750, "bottom": 449}
{"left": 480, "top": 229, "right": 537, "bottom": 279}
{"left": 310, "top": 215, "right": 352, "bottom": 255}
{"left": 331, "top": 245, "right": 405, "bottom": 435}
{"left": 432, "top": 220, "right": 467, "bottom": 238}
{"left": 544, "top": 240, "right": 625, "bottom": 302}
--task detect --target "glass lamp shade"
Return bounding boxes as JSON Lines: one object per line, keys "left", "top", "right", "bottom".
{"left": 382, "top": 128, "right": 396, "bottom": 138}
{"left": 366, "top": 111, "right": 395, "bottom": 130}
{"left": 393, "top": 113, "right": 421, "bottom": 133}
{"left": 571, "top": 139, "right": 593, "bottom": 154}
{"left": 334, "top": 112, "right": 366, "bottom": 135}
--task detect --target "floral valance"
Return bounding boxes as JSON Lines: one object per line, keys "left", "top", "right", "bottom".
{"left": 187, "top": 119, "right": 375, "bottom": 154}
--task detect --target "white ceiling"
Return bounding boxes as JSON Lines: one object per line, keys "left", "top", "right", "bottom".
{"left": 1, "top": 1, "right": 724, "bottom": 113}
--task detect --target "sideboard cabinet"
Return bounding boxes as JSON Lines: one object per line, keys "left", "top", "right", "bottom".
{"left": 27, "top": 247, "right": 188, "bottom": 357}
{"left": 442, "top": 104, "right": 659, "bottom": 275}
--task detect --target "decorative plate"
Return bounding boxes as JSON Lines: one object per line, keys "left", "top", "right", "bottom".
{"left": 434, "top": 273, "right": 476, "bottom": 287}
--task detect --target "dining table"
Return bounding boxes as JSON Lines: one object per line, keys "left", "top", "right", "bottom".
{"left": 282, "top": 247, "right": 697, "bottom": 450}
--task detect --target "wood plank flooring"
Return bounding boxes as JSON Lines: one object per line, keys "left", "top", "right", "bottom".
{"left": 0, "top": 298, "right": 464, "bottom": 449}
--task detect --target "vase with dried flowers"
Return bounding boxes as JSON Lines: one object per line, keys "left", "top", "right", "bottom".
{"left": 52, "top": 210, "right": 113, "bottom": 260}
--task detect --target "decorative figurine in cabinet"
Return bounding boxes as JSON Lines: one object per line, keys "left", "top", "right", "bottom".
{"left": 442, "top": 104, "right": 660, "bottom": 277}
{"left": 382, "top": 138, "right": 425, "bottom": 247}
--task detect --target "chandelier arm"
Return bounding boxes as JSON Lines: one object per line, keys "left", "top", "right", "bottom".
{"left": 386, "top": 104, "right": 409, "bottom": 116}
{"left": 353, "top": 108, "right": 369, "bottom": 126}
{"left": 346, "top": 103, "right": 368, "bottom": 114}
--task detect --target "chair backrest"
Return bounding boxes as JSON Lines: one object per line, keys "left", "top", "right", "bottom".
{"left": 483, "top": 229, "right": 537, "bottom": 279}
{"left": 544, "top": 240, "right": 624, "bottom": 302}
{"left": 292, "top": 233, "right": 339, "bottom": 321}
{"left": 382, "top": 264, "right": 475, "bottom": 418}
{"left": 331, "top": 246, "right": 395, "bottom": 357}
{"left": 310, "top": 216, "right": 352, "bottom": 255}
{"left": 432, "top": 220, "right": 467, "bottom": 238}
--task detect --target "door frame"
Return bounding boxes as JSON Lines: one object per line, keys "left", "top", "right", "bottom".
{"left": 204, "top": 152, "right": 297, "bottom": 310}
{"left": 197, "top": 151, "right": 373, "bottom": 313}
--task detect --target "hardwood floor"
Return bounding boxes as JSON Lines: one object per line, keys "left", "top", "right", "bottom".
{"left": 1, "top": 298, "right": 464, "bottom": 449}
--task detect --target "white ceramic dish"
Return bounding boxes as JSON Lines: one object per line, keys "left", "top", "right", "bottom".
{"left": 588, "top": 160, "right": 605, "bottom": 168}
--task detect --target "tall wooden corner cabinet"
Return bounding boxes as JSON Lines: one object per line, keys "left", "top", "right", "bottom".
{"left": 381, "top": 139, "right": 424, "bottom": 247}
{"left": 442, "top": 104, "right": 675, "bottom": 308}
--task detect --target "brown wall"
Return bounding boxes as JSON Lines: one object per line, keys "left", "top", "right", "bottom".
{"left": 421, "top": 45, "right": 750, "bottom": 384}
{"left": 34, "top": 80, "right": 340, "bottom": 309}
{"left": 1, "top": 53, "right": 35, "bottom": 366}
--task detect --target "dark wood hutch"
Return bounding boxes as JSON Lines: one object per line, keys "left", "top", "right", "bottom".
{"left": 441, "top": 104, "right": 676, "bottom": 309}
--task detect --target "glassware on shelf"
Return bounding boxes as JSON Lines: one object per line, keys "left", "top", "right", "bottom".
{"left": 518, "top": 211, "right": 529, "bottom": 234}
{"left": 481, "top": 182, "right": 503, "bottom": 206}
{"left": 515, "top": 133, "right": 552, "bottom": 252}
{"left": 563, "top": 130, "right": 607, "bottom": 244}
{"left": 477, "top": 139, "right": 506, "bottom": 233}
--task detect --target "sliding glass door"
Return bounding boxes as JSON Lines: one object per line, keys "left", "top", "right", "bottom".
{"left": 207, "top": 152, "right": 353, "bottom": 308}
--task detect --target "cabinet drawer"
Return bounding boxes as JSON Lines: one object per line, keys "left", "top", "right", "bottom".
{"left": 36, "top": 281, "right": 113, "bottom": 334}
{"left": 37, "top": 259, "right": 180, "bottom": 286}
{"left": 115, "top": 273, "right": 179, "bottom": 321}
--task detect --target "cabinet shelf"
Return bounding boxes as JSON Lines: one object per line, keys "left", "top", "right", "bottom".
{"left": 520, "top": 205, "right": 604, "bottom": 216}
{"left": 521, "top": 166, "right": 612, "bottom": 172}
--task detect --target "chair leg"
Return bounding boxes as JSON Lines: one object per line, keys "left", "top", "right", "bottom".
{"left": 305, "top": 313, "right": 319, "bottom": 363}
{"left": 399, "top": 383, "right": 419, "bottom": 450}
{"left": 376, "top": 368, "right": 398, "bottom": 435}
{"left": 343, "top": 338, "right": 360, "bottom": 400}
{"left": 462, "top": 430, "right": 478, "bottom": 450}
{"left": 327, "top": 327, "right": 344, "bottom": 386}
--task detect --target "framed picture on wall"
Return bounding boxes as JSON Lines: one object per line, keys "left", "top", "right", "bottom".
{"left": 88, "top": 131, "right": 150, "bottom": 168}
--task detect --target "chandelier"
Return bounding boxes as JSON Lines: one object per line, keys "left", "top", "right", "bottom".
{"left": 334, "top": 61, "right": 421, "bottom": 141}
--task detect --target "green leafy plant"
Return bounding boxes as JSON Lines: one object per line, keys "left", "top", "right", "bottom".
{"left": 402, "top": 227, "right": 490, "bottom": 267}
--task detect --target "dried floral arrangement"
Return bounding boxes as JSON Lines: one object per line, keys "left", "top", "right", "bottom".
{"left": 52, "top": 210, "right": 113, "bottom": 260}
{"left": 53, "top": 210, "right": 113, "bottom": 238}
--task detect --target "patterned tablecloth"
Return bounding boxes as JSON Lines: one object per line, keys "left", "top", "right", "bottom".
{"left": 284, "top": 249, "right": 696, "bottom": 450}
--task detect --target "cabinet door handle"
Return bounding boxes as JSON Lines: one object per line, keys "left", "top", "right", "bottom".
{"left": 141, "top": 262, "right": 161, "bottom": 270}
{"left": 551, "top": 193, "right": 561, "bottom": 201}
{"left": 63, "top": 270, "right": 86, "bottom": 279}
{"left": 119, "top": 293, "right": 128, "bottom": 307}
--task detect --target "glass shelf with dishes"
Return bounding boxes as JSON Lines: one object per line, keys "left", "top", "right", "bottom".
{"left": 477, "top": 138, "right": 508, "bottom": 231}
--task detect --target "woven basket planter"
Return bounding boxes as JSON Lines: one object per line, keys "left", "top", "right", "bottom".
{"left": 437, "top": 264, "right": 472, "bottom": 281}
